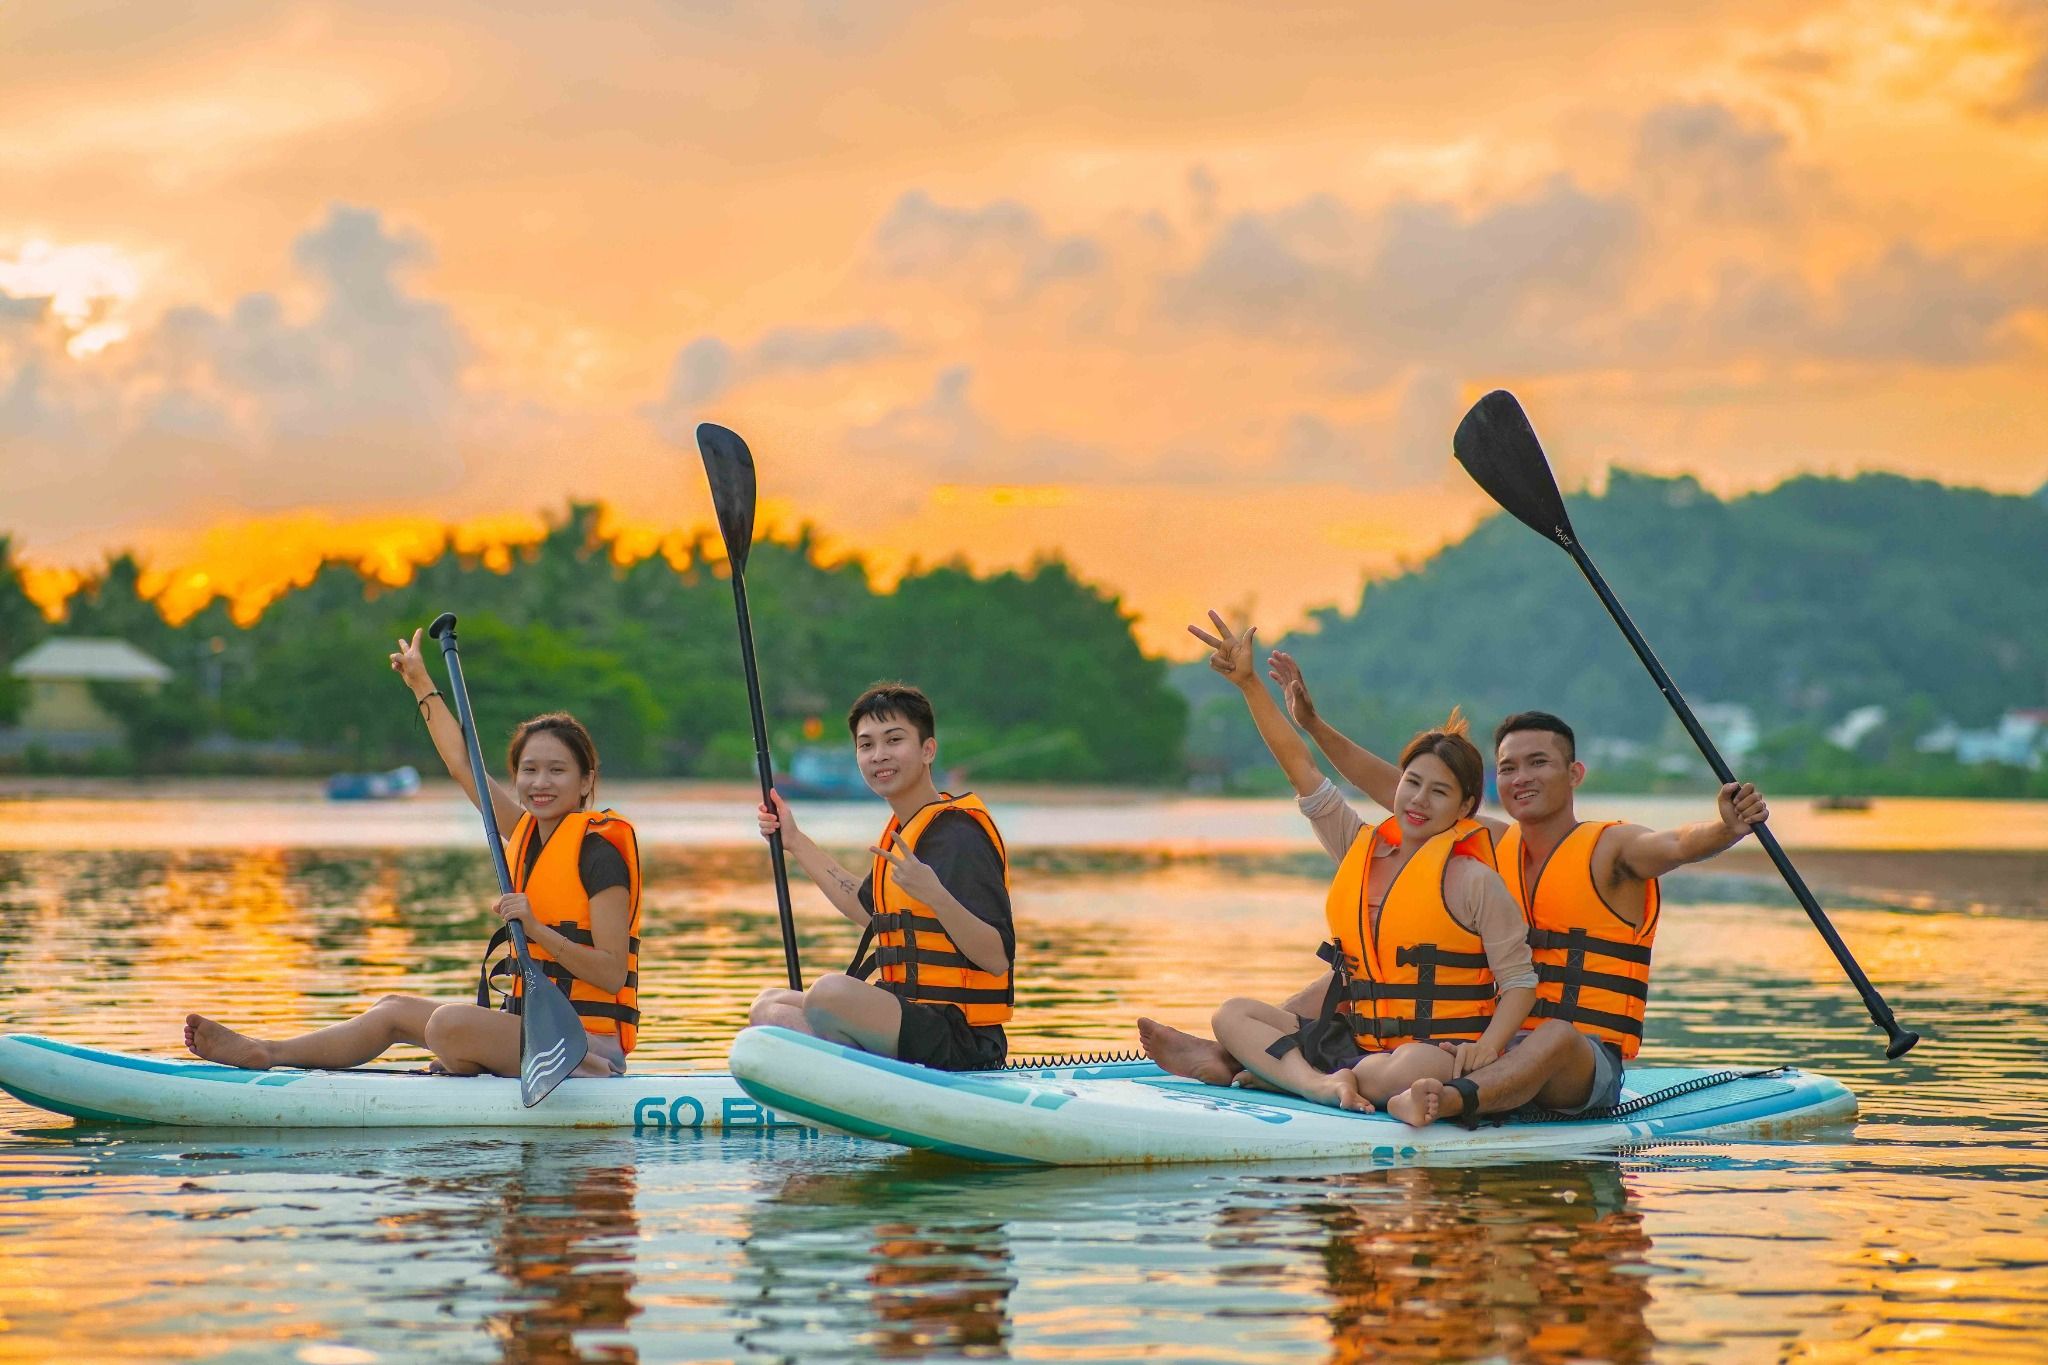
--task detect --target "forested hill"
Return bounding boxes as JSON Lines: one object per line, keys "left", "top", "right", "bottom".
{"left": 0, "top": 505, "right": 1187, "bottom": 781}
{"left": 1182, "top": 470, "right": 2048, "bottom": 768}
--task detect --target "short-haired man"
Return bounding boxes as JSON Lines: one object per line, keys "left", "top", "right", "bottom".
{"left": 1144, "top": 652, "right": 1768, "bottom": 1123}
{"left": 748, "top": 682, "right": 1016, "bottom": 1070}
{"left": 1263, "top": 654, "right": 1767, "bottom": 1125}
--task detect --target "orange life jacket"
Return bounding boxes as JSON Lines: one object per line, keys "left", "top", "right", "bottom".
{"left": 485, "top": 808, "right": 644, "bottom": 1052}
{"left": 1497, "top": 821, "right": 1658, "bottom": 1060}
{"left": 1320, "top": 817, "right": 1499, "bottom": 1052}
{"left": 850, "top": 793, "right": 1013, "bottom": 1026}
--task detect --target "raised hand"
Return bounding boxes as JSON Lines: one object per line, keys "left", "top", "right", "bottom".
{"left": 1719, "top": 781, "right": 1768, "bottom": 836}
{"left": 390, "top": 627, "right": 433, "bottom": 696}
{"left": 871, "top": 839, "right": 945, "bottom": 905}
{"left": 1267, "top": 650, "right": 1318, "bottom": 729}
{"left": 1186, "top": 610, "right": 1258, "bottom": 688}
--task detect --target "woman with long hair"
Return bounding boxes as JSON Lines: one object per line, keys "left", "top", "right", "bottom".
{"left": 183, "top": 627, "right": 642, "bottom": 1079}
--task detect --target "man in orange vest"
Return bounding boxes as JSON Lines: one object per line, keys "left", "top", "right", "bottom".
{"left": 748, "top": 682, "right": 1017, "bottom": 1070}
{"left": 1263, "top": 655, "right": 1767, "bottom": 1126}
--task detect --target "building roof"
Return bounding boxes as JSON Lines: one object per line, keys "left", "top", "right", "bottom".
{"left": 9, "top": 638, "right": 173, "bottom": 683}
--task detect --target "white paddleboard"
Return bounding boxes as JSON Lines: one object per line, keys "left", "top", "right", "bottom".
{"left": 0, "top": 1032, "right": 1159, "bottom": 1130}
{"left": 728, "top": 1026, "right": 1858, "bottom": 1166}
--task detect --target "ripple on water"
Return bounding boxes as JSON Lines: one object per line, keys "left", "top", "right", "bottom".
{"left": 1, "top": 843, "right": 2045, "bottom": 1361}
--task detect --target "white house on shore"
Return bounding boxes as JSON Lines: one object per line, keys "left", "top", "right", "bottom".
{"left": 7, "top": 638, "right": 173, "bottom": 750}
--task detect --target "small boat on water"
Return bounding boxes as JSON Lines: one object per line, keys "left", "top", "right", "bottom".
{"left": 1813, "top": 795, "right": 1875, "bottom": 813}
{"left": 774, "top": 747, "right": 869, "bottom": 801}
{"left": 325, "top": 765, "right": 421, "bottom": 801}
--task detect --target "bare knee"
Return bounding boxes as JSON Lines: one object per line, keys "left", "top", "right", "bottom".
{"left": 1529, "top": 1018, "right": 1579, "bottom": 1059}
{"left": 1211, "top": 997, "right": 1263, "bottom": 1034}
{"left": 803, "top": 973, "right": 863, "bottom": 1022}
{"left": 749, "top": 987, "right": 787, "bottom": 1026}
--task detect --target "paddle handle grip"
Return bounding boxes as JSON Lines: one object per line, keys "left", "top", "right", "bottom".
{"left": 1567, "top": 547, "right": 1920, "bottom": 1058}
{"left": 729, "top": 574, "right": 805, "bottom": 991}
{"left": 430, "top": 615, "right": 518, "bottom": 898}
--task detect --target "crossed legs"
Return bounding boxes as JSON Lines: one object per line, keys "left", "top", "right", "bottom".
{"left": 1386, "top": 1018, "right": 1597, "bottom": 1126}
{"left": 1204, "top": 997, "right": 1457, "bottom": 1111}
{"left": 749, "top": 972, "right": 904, "bottom": 1057}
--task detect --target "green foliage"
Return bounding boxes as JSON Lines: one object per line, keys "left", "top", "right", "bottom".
{"left": 2, "top": 505, "right": 1187, "bottom": 782}
{"left": 0, "top": 537, "right": 46, "bottom": 724}
{"left": 1181, "top": 471, "right": 2048, "bottom": 790}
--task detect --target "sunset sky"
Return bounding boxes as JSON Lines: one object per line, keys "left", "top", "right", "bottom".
{"left": 3, "top": 0, "right": 2045, "bottom": 653}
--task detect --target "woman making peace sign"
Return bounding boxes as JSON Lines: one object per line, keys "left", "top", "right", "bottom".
{"left": 183, "top": 627, "right": 642, "bottom": 1080}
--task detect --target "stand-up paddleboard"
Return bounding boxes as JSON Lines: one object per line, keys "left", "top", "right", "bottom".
{"left": 729, "top": 1026, "right": 1858, "bottom": 1166}
{"left": 0, "top": 1033, "right": 1160, "bottom": 1130}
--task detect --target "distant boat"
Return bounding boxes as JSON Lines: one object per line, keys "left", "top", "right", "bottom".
{"left": 1813, "top": 794, "right": 1874, "bottom": 813}
{"left": 775, "top": 748, "right": 870, "bottom": 801}
{"left": 326, "top": 765, "right": 422, "bottom": 801}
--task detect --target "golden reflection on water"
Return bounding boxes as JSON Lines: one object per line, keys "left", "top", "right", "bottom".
{"left": 0, "top": 836, "right": 2045, "bottom": 1363}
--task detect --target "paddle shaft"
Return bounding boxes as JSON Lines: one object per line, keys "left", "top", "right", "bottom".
{"left": 432, "top": 627, "right": 527, "bottom": 955}
{"left": 728, "top": 570, "right": 804, "bottom": 991}
{"left": 1561, "top": 541, "right": 1920, "bottom": 1058}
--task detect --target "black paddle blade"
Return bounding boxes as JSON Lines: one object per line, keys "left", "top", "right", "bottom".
{"left": 427, "top": 611, "right": 457, "bottom": 641}
{"left": 1453, "top": 390, "right": 1578, "bottom": 548}
{"left": 517, "top": 962, "right": 589, "bottom": 1107}
{"left": 696, "top": 422, "right": 759, "bottom": 575}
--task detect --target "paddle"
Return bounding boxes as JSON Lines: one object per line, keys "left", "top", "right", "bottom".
{"left": 1452, "top": 390, "right": 1921, "bottom": 1059}
{"left": 427, "top": 611, "right": 590, "bottom": 1102}
{"left": 694, "top": 422, "right": 805, "bottom": 991}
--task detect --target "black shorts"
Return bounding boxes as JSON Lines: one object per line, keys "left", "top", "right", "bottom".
{"left": 895, "top": 999, "right": 1007, "bottom": 1071}
{"left": 1270, "top": 1013, "right": 1368, "bottom": 1073}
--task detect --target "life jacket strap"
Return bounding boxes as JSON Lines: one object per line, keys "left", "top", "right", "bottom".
{"left": 1530, "top": 999, "right": 1644, "bottom": 1039}
{"left": 1527, "top": 927, "right": 1651, "bottom": 965}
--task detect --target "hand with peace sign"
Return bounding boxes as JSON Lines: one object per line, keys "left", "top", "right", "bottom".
{"left": 1187, "top": 609, "right": 1259, "bottom": 689}
{"left": 870, "top": 838, "right": 948, "bottom": 907}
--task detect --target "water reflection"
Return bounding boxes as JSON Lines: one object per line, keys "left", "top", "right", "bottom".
{"left": 1244, "top": 1163, "right": 1654, "bottom": 1363}
{"left": 2, "top": 833, "right": 2047, "bottom": 1362}
{"left": 740, "top": 1163, "right": 1017, "bottom": 1361}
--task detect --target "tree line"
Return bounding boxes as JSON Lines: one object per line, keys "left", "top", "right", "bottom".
{"left": 0, "top": 505, "right": 1188, "bottom": 783}
{"left": 1178, "top": 471, "right": 2048, "bottom": 798}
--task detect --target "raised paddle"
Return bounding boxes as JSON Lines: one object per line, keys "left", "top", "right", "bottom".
{"left": 427, "top": 611, "right": 590, "bottom": 1102}
{"left": 1451, "top": 390, "right": 1921, "bottom": 1059}
{"left": 694, "top": 422, "right": 804, "bottom": 991}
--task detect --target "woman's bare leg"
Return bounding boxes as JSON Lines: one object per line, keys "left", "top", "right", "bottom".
{"left": 1211, "top": 997, "right": 1367, "bottom": 1111}
{"left": 186, "top": 994, "right": 442, "bottom": 1071}
{"left": 421, "top": 1003, "right": 525, "bottom": 1077}
{"left": 1348, "top": 1041, "right": 1455, "bottom": 1107}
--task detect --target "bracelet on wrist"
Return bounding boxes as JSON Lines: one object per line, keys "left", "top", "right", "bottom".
{"left": 415, "top": 690, "right": 444, "bottom": 715}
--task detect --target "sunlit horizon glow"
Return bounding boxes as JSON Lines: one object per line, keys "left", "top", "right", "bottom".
{"left": 3, "top": 0, "right": 2045, "bottom": 657}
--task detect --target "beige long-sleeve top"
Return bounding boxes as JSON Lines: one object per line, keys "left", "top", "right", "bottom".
{"left": 1298, "top": 778, "right": 1538, "bottom": 995}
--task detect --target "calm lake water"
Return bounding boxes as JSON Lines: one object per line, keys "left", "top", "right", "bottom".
{"left": 2, "top": 787, "right": 2044, "bottom": 1363}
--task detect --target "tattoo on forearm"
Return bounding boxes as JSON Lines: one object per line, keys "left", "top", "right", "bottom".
{"left": 833, "top": 871, "right": 860, "bottom": 900}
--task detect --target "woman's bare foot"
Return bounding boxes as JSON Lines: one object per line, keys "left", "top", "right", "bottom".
{"left": 1137, "top": 1018, "right": 1239, "bottom": 1086}
{"left": 1304, "top": 1067, "right": 1372, "bottom": 1113}
{"left": 1387, "top": 1077, "right": 1450, "bottom": 1127}
{"left": 185, "top": 1014, "right": 275, "bottom": 1070}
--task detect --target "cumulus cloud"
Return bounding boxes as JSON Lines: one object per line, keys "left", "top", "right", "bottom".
{"left": 870, "top": 190, "right": 1102, "bottom": 303}
{"left": 1634, "top": 100, "right": 1794, "bottom": 220}
{"left": 1646, "top": 241, "right": 2048, "bottom": 366}
{"left": 0, "top": 204, "right": 476, "bottom": 538}
{"left": 1272, "top": 367, "right": 1464, "bottom": 488}
{"left": 845, "top": 364, "right": 1110, "bottom": 483}
{"left": 645, "top": 321, "right": 902, "bottom": 441}
{"left": 1166, "top": 176, "right": 1639, "bottom": 373}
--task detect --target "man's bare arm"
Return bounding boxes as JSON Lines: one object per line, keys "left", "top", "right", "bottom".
{"left": 1610, "top": 782, "right": 1769, "bottom": 883}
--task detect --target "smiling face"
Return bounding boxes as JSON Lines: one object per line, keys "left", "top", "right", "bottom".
{"left": 1494, "top": 728, "right": 1583, "bottom": 822}
{"left": 514, "top": 730, "right": 593, "bottom": 816}
{"left": 1393, "top": 751, "right": 1477, "bottom": 841}
{"left": 854, "top": 710, "right": 937, "bottom": 801}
